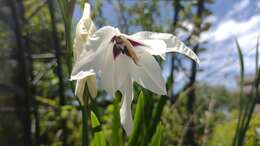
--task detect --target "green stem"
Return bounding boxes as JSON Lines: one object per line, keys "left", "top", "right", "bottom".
{"left": 57, "top": 0, "right": 74, "bottom": 73}
{"left": 82, "top": 85, "right": 90, "bottom": 146}
{"left": 65, "top": 21, "right": 73, "bottom": 72}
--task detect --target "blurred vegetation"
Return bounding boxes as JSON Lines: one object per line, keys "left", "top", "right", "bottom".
{"left": 0, "top": 0, "right": 259, "bottom": 146}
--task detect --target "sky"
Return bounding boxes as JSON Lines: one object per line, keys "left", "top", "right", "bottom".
{"left": 74, "top": 0, "right": 260, "bottom": 90}
{"left": 199, "top": 0, "right": 260, "bottom": 89}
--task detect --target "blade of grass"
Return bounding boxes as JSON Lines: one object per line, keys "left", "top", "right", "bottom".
{"left": 232, "top": 39, "right": 245, "bottom": 146}
{"left": 90, "top": 111, "right": 107, "bottom": 146}
{"left": 255, "top": 36, "right": 259, "bottom": 77}
{"left": 128, "top": 91, "right": 145, "bottom": 146}
{"left": 148, "top": 123, "right": 162, "bottom": 146}
{"left": 111, "top": 93, "right": 123, "bottom": 146}
{"left": 141, "top": 91, "right": 154, "bottom": 146}
{"left": 147, "top": 95, "right": 167, "bottom": 142}
{"left": 238, "top": 39, "right": 260, "bottom": 145}
{"left": 233, "top": 38, "right": 260, "bottom": 146}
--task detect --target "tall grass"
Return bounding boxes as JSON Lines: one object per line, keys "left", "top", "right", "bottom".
{"left": 232, "top": 38, "right": 260, "bottom": 146}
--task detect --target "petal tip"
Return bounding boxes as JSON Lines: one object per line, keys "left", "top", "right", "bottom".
{"left": 82, "top": 3, "right": 91, "bottom": 18}
{"left": 120, "top": 110, "right": 133, "bottom": 136}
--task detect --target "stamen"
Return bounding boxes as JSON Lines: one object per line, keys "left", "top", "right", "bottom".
{"left": 118, "top": 36, "right": 140, "bottom": 65}
{"left": 112, "top": 35, "right": 141, "bottom": 66}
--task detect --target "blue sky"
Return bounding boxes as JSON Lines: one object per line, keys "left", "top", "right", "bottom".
{"left": 74, "top": 0, "right": 260, "bottom": 90}
{"left": 199, "top": 0, "right": 260, "bottom": 88}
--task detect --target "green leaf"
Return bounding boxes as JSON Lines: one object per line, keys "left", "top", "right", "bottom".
{"left": 128, "top": 91, "right": 145, "bottom": 146}
{"left": 90, "top": 111, "right": 107, "bottom": 146}
{"left": 111, "top": 94, "right": 123, "bottom": 146}
{"left": 148, "top": 123, "right": 162, "bottom": 146}
{"left": 148, "top": 96, "right": 167, "bottom": 139}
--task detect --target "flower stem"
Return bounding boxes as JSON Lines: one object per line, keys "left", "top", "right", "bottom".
{"left": 82, "top": 85, "right": 90, "bottom": 146}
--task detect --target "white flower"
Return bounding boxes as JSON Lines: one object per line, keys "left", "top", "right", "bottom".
{"left": 71, "top": 26, "right": 200, "bottom": 135}
{"left": 73, "top": 3, "right": 97, "bottom": 102}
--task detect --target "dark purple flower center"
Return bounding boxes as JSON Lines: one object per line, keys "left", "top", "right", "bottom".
{"left": 111, "top": 36, "right": 143, "bottom": 59}
{"left": 113, "top": 44, "right": 131, "bottom": 59}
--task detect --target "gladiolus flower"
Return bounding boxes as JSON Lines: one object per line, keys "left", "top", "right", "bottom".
{"left": 71, "top": 5, "right": 199, "bottom": 135}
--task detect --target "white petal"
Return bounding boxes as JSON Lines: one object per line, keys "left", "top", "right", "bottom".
{"left": 75, "top": 74, "right": 97, "bottom": 102}
{"left": 100, "top": 43, "right": 115, "bottom": 95}
{"left": 113, "top": 54, "right": 132, "bottom": 90}
{"left": 131, "top": 31, "right": 200, "bottom": 64}
{"left": 119, "top": 76, "right": 133, "bottom": 136}
{"left": 127, "top": 37, "right": 167, "bottom": 59}
{"left": 71, "top": 26, "right": 118, "bottom": 79}
{"left": 72, "top": 70, "right": 96, "bottom": 103}
{"left": 75, "top": 78, "right": 87, "bottom": 102}
{"left": 80, "top": 26, "right": 119, "bottom": 58}
{"left": 100, "top": 42, "right": 132, "bottom": 96}
{"left": 130, "top": 48, "right": 167, "bottom": 95}
{"left": 71, "top": 70, "right": 95, "bottom": 80}
{"left": 86, "top": 74, "right": 97, "bottom": 98}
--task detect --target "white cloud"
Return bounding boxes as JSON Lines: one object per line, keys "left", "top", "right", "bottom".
{"left": 201, "top": 15, "right": 260, "bottom": 42}
{"left": 237, "top": 29, "right": 259, "bottom": 50}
